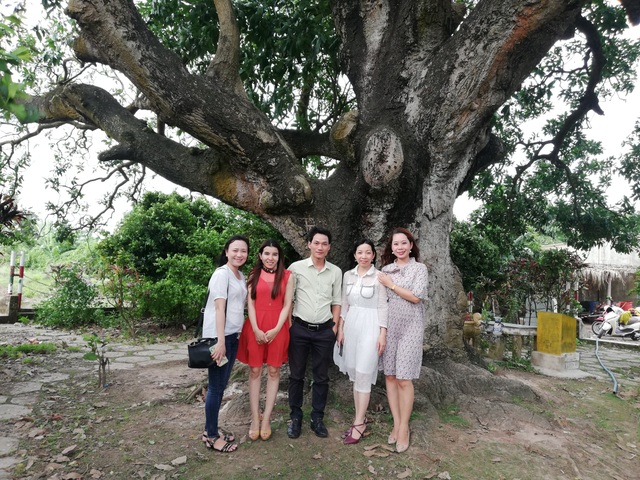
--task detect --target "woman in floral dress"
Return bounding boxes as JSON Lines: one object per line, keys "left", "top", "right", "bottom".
{"left": 377, "top": 228, "right": 428, "bottom": 453}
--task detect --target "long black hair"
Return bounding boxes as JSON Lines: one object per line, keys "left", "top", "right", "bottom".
{"left": 217, "top": 235, "right": 250, "bottom": 267}
{"left": 247, "top": 239, "right": 286, "bottom": 299}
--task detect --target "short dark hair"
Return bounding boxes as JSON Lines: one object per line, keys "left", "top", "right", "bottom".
{"left": 348, "top": 238, "right": 377, "bottom": 269}
{"left": 307, "top": 226, "right": 332, "bottom": 244}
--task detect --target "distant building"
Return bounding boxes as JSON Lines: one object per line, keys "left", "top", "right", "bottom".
{"left": 579, "top": 244, "right": 640, "bottom": 306}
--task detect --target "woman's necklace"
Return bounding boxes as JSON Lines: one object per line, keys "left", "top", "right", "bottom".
{"left": 262, "top": 266, "right": 277, "bottom": 274}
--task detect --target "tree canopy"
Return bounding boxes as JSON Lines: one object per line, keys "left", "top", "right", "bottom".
{"left": 1, "top": 0, "right": 640, "bottom": 353}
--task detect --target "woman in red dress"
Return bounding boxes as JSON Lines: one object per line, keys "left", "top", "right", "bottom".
{"left": 237, "top": 239, "right": 294, "bottom": 441}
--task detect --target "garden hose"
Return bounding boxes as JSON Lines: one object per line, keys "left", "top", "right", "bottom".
{"left": 594, "top": 336, "right": 618, "bottom": 395}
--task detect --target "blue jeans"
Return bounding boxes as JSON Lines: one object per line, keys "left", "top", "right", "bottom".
{"left": 204, "top": 333, "right": 239, "bottom": 438}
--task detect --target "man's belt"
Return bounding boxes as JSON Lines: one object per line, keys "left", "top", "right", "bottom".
{"left": 293, "top": 316, "right": 334, "bottom": 331}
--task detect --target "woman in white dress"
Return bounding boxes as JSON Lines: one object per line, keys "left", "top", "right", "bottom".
{"left": 335, "top": 239, "right": 388, "bottom": 444}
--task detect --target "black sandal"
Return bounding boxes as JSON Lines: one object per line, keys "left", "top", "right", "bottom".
{"left": 203, "top": 435, "right": 237, "bottom": 453}
{"left": 203, "top": 430, "right": 235, "bottom": 443}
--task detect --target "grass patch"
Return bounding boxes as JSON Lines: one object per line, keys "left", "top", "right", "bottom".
{"left": 496, "top": 357, "right": 535, "bottom": 372}
{"left": 0, "top": 342, "right": 57, "bottom": 358}
{"left": 438, "top": 403, "right": 470, "bottom": 427}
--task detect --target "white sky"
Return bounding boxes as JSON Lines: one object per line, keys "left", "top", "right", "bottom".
{"left": 5, "top": 1, "right": 640, "bottom": 227}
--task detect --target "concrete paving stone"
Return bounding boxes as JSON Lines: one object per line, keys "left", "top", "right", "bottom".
{"left": 0, "top": 404, "right": 30, "bottom": 421}
{"left": 108, "top": 345, "right": 139, "bottom": 352}
{"left": 112, "top": 356, "right": 148, "bottom": 364}
{"left": 132, "top": 349, "right": 166, "bottom": 356}
{"left": 9, "top": 395, "right": 37, "bottom": 407}
{"left": 533, "top": 367, "right": 593, "bottom": 379}
{"left": 0, "top": 397, "right": 6, "bottom": 404}
{"left": 101, "top": 350, "right": 130, "bottom": 359}
{"left": 7, "top": 382, "right": 41, "bottom": 396}
{"left": 0, "top": 456, "right": 19, "bottom": 477}
{"left": 150, "top": 353, "right": 187, "bottom": 362}
{"left": 0, "top": 436, "right": 19, "bottom": 456}
{"left": 38, "top": 373, "right": 70, "bottom": 383}
{"left": 140, "top": 344, "right": 178, "bottom": 351}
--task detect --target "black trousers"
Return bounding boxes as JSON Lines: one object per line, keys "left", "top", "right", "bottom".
{"left": 288, "top": 321, "right": 335, "bottom": 422}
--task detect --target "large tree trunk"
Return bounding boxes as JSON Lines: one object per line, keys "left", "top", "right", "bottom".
{"left": 26, "top": 0, "right": 586, "bottom": 357}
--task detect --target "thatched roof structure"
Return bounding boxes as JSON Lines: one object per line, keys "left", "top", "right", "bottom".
{"left": 542, "top": 242, "right": 639, "bottom": 290}
{"left": 580, "top": 244, "right": 640, "bottom": 288}
{"left": 581, "top": 266, "right": 632, "bottom": 288}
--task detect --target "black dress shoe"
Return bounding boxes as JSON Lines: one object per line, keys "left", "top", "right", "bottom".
{"left": 310, "top": 419, "right": 328, "bottom": 438}
{"left": 287, "top": 417, "right": 302, "bottom": 439}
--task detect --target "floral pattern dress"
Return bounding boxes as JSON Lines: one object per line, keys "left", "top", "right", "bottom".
{"left": 381, "top": 258, "right": 428, "bottom": 380}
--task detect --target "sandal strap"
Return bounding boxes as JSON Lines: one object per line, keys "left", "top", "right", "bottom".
{"left": 207, "top": 435, "right": 237, "bottom": 452}
{"left": 203, "top": 431, "right": 235, "bottom": 443}
{"left": 351, "top": 423, "right": 366, "bottom": 435}
{"left": 217, "top": 440, "right": 237, "bottom": 452}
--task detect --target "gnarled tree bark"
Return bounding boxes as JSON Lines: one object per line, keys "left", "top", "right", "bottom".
{"left": 23, "top": 0, "right": 614, "bottom": 360}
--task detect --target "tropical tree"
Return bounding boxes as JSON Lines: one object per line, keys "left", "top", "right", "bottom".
{"left": 2, "top": 0, "right": 640, "bottom": 358}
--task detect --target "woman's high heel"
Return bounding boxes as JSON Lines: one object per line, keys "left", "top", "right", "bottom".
{"left": 248, "top": 417, "right": 261, "bottom": 441}
{"left": 343, "top": 423, "right": 366, "bottom": 445}
{"left": 396, "top": 431, "right": 411, "bottom": 453}
{"left": 260, "top": 416, "right": 271, "bottom": 440}
{"left": 260, "top": 426, "right": 271, "bottom": 440}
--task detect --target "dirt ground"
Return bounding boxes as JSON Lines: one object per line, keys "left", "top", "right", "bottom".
{"left": 2, "top": 342, "right": 639, "bottom": 480}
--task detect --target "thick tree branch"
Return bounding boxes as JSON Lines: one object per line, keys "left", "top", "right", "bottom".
{"left": 61, "top": 0, "right": 314, "bottom": 213}
{"left": 29, "top": 82, "right": 312, "bottom": 215}
{"left": 426, "top": 0, "right": 583, "bottom": 145}
{"left": 457, "top": 134, "right": 507, "bottom": 196}
{"left": 207, "top": 0, "right": 246, "bottom": 98}
{"left": 277, "top": 109, "right": 359, "bottom": 164}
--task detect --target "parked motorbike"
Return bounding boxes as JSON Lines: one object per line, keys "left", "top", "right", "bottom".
{"left": 591, "top": 307, "right": 640, "bottom": 340}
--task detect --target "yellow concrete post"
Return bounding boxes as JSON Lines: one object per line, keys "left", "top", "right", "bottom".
{"left": 536, "top": 312, "right": 576, "bottom": 355}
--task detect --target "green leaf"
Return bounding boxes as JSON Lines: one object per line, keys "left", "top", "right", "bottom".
{"left": 11, "top": 46, "right": 31, "bottom": 61}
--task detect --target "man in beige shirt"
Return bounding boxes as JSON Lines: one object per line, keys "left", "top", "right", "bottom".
{"left": 287, "top": 226, "right": 342, "bottom": 439}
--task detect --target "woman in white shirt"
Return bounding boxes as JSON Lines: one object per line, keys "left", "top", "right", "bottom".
{"left": 201, "top": 235, "right": 249, "bottom": 453}
{"left": 335, "top": 238, "right": 388, "bottom": 444}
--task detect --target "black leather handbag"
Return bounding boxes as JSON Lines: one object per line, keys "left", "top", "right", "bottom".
{"left": 187, "top": 337, "right": 218, "bottom": 368}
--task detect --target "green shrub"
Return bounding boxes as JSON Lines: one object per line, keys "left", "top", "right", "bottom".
{"left": 139, "top": 254, "right": 213, "bottom": 326}
{"left": 96, "top": 192, "right": 299, "bottom": 330}
{"left": 36, "top": 264, "right": 104, "bottom": 328}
